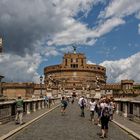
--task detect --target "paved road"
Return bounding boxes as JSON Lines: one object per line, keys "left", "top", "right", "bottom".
{"left": 8, "top": 101, "right": 136, "bottom": 140}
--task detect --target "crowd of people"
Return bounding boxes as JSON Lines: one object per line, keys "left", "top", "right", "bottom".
{"left": 15, "top": 93, "right": 116, "bottom": 138}
{"left": 60, "top": 95, "right": 116, "bottom": 139}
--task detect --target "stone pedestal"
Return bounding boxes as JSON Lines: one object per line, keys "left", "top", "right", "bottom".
{"left": 38, "top": 101, "right": 41, "bottom": 110}
{"left": 123, "top": 103, "right": 128, "bottom": 117}
{"left": 26, "top": 103, "right": 31, "bottom": 114}
{"left": 33, "top": 102, "right": 36, "bottom": 112}
{"left": 116, "top": 103, "right": 119, "bottom": 114}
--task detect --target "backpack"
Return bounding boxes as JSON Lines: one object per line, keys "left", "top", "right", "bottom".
{"left": 81, "top": 99, "right": 86, "bottom": 107}
{"left": 95, "top": 104, "right": 98, "bottom": 113}
{"left": 102, "top": 107, "right": 110, "bottom": 117}
{"left": 64, "top": 101, "right": 68, "bottom": 107}
{"left": 61, "top": 100, "right": 67, "bottom": 107}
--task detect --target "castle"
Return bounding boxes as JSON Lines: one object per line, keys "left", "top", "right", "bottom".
{"left": 0, "top": 43, "right": 140, "bottom": 99}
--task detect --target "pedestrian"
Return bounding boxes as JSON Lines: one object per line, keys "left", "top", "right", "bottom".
{"left": 94, "top": 99, "right": 101, "bottom": 125}
{"left": 78, "top": 96, "right": 86, "bottom": 117}
{"left": 109, "top": 100, "right": 116, "bottom": 121}
{"left": 89, "top": 98, "right": 96, "bottom": 121}
{"left": 45, "top": 94, "right": 49, "bottom": 108}
{"left": 48, "top": 97, "right": 52, "bottom": 108}
{"left": 61, "top": 96, "right": 68, "bottom": 115}
{"left": 15, "top": 95, "right": 24, "bottom": 125}
{"left": 71, "top": 97, "right": 74, "bottom": 104}
{"left": 100, "top": 99, "right": 110, "bottom": 138}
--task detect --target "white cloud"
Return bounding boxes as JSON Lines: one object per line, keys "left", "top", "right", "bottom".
{"left": 44, "top": 47, "right": 60, "bottom": 57}
{"left": 100, "top": 52, "right": 140, "bottom": 83}
{"left": 1, "top": 0, "right": 140, "bottom": 83}
{"left": 0, "top": 53, "right": 41, "bottom": 82}
{"left": 94, "top": 17, "right": 125, "bottom": 37}
{"left": 59, "top": 46, "right": 73, "bottom": 53}
{"left": 99, "top": 0, "right": 140, "bottom": 19}
{"left": 87, "top": 60, "right": 96, "bottom": 64}
{"left": 138, "top": 24, "right": 140, "bottom": 34}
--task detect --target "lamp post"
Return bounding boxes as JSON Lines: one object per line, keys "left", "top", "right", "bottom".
{"left": 40, "top": 75, "right": 43, "bottom": 98}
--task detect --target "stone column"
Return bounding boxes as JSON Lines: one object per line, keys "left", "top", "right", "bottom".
{"left": 33, "top": 102, "right": 36, "bottom": 112}
{"left": 133, "top": 103, "right": 136, "bottom": 116}
{"left": 136, "top": 104, "right": 140, "bottom": 117}
{"left": 116, "top": 102, "right": 119, "bottom": 114}
{"left": 38, "top": 101, "right": 41, "bottom": 110}
{"left": 41, "top": 100, "right": 45, "bottom": 109}
{"left": 26, "top": 103, "right": 31, "bottom": 114}
{"left": 123, "top": 102, "right": 128, "bottom": 117}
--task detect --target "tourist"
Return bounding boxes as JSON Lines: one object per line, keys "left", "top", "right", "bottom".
{"left": 89, "top": 98, "right": 96, "bottom": 121}
{"left": 78, "top": 96, "right": 86, "bottom": 117}
{"left": 94, "top": 99, "right": 101, "bottom": 125}
{"left": 45, "top": 94, "right": 49, "bottom": 108}
{"left": 15, "top": 95, "right": 24, "bottom": 125}
{"left": 71, "top": 97, "right": 74, "bottom": 104}
{"left": 61, "top": 96, "right": 68, "bottom": 115}
{"left": 109, "top": 99, "right": 116, "bottom": 120}
{"left": 100, "top": 99, "right": 110, "bottom": 138}
{"left": 48, "top": 96, "right": 52, "bottom": 108}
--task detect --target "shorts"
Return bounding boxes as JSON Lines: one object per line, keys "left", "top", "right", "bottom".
{"left": 101, "top": 117, "right": 109, "bottom": 129}
{"left": 61, "top": 105, "right": 66, "bottom": 110}
{"left": 90, "top": 111, "right": 94, "bottom": 116}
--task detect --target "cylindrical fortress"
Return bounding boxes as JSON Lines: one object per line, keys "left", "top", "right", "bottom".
{"left": 44, "top": 52, "right": 106, "bottom": 94}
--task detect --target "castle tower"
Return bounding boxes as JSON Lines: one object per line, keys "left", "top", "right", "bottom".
{"left": 44, "top": 47, "right": 106, "bottom": 97}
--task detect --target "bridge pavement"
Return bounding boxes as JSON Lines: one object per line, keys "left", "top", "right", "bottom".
{"left": 7, "top": 101, "right": 136, "bottom": 140}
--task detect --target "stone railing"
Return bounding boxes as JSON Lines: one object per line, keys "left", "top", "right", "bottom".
{"left": 0, "top": 98, "right": 60, "bottom": 124}
{"left": 114, "top": 99, "right": 140, "bottom": 123}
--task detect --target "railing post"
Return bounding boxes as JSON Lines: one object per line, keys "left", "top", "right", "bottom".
{"left": 136, "top": 103, "right": 140, "bottom": 117}
{"left": 41, "top": 100, "right": 45, "bottom": 109}
{"left": 33, "top": 101, "right": 36, "bottom": 112}
{"left": 116, "top": 102, "right": 119, "bottom": 114}
{"left": 38, "top": 101, "right": 41, "bottom": 110}
{"left": 123, "top": 102, "right": 128, "bottom": 117}
{"left": 26, "top": 102, "right": 31, "bottom": 114}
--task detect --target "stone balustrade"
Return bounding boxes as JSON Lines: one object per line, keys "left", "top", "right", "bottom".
{"left": 114, "top": 98, "right": 140, "bottom": 122}
{"left": 0, "top": 98, "right": 60, "bottom": 124}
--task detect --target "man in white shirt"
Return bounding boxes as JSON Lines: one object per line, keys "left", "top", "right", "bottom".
{"left": 78, "top": 96, "right": 86, "bottom": 117}
{"left": 89, "top": 98, "right": 96, "bottom": 121}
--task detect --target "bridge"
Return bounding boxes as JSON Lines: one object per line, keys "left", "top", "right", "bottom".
{"left": 0, "top": 100, "right": 140, "bottom": 140}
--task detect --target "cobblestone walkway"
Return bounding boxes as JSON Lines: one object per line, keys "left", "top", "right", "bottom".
{"left": 8, "top": 102, "right": 136, "bottom": 140}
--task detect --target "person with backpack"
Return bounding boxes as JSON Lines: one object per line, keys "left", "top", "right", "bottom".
{"left": 15, "top": 95, "right": 24, "bottom": 125}
{"left": 78, "top": 96, "right": 86, "bottom": 117}
{"left": 100, "top": 99, "right": 110, "bottom": 138}
{"left": 61, "top": 96, "right": 68, "bottom": 115}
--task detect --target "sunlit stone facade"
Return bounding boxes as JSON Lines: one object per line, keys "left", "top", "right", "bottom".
{"left": 44, "top": 50, "right": 106, "bottom": 97}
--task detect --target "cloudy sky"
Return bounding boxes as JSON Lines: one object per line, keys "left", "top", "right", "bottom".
{"left": 0, "top": 0, "right": 140, "bottom": 83}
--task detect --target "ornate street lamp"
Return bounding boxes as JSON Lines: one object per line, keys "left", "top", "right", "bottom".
{"left": 40, "top": 75, "right": 43, "bottom": 98}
